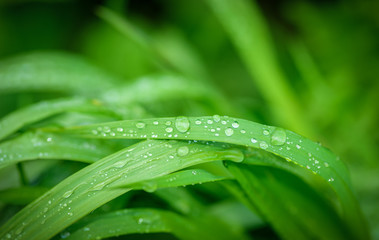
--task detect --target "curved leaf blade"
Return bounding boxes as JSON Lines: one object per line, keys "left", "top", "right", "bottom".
{"left": 56, "top": 115, "right": 368, "bottom": 239}
{"left": 0, "top": 139, "right": 243, "bottom": 240}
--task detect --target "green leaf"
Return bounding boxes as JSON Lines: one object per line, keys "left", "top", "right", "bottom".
{"left": 0, "top": 131, "right": 116, "bottom": 170}
{"left": 226, "top": 162, "right": 351, "bottom": 239}
{"left": 0, "top": 187, "right": 49, "bottom": 205}
{"left": 67, "top": 208, "right": 234, "bottom": 240}
{"left": 117, "top": 169, "right": 228, "bottom": 191}
{"left": 0, "top": 139, "right": 243, "bottom": 240}
{"left": 0, "top": 98, "right": 114, "bottom": 141}
{"left": 205, "top": 0, "right": 309, "bottom": 135}
{"left": 152, "top": 187, "right": 249, "bottom": 240}
{"left": 55, "top": 115, "right": 369, "bottom": 239}
{"left": 0, "top": 52, "right": 119, "bottom": 97}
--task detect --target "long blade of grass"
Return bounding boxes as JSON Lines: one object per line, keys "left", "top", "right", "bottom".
{"left": 0, "top": 187, "right": 49, "bottom": 205}
{"left": 0, "top": 139, "right": 243, "bottom": 240}
{"left": 226, "top": 162, "right": 351, "bottom": 239}
{"left": 0, "top": 132, "right": 116, "bottom": 170}
{"left": 0, "top": 98, "right": 115, "bottom": 141}
{"left": 67, "top": 208, "right": 232, "bottom": 240}
{"left": 55, "top": 115, "right": 368, "bottom": 239}
{"left": 205, "top": 0, "right": 310, "bottom": 135}
{"left": 116, "top": 169, "right": 228, "bottom": 191}
{"left": 153, "top": 187, "right": 248, "bottom": 239}
{"left": 0, "top": 52, "right": 119, "bottom": 96}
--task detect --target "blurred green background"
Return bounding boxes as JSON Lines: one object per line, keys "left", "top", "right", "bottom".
{"left": 0, "top": 0, "right": 378, "bottom": 238}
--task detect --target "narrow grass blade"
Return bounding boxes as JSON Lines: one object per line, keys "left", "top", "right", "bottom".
{"left": 56, "top": 115, "right": 369, "bottom": 239}
{"left": 153, "top": 187, "right": 249, "bottom": 240}
{"left": 0, "top": 98, "right": 114, "bottom": 141}
{"left": 0, "top": 139, "right": 243, "bottom": 240}
{"left": 226, "top": 163, "right": 351, "bottom": 239}
{"left": 116, "top": 169, "right": 228, "bottom": 191}
{"left": 0, "top": 52, "right": 119, "bottom": 96}
{"left": 205, "top": 0, "right": 309, "bottom": 135}
{"left": 67, "top": 208, "right": 230, "bottom": 240}
{"left": 100, "top": 74, "right": 234, "bottom": 116}
{"left": 0, "top": 187, "right": 49, "bottom": 205}
{"left": 0, "top": 132, "right": 115, "bottom": 170}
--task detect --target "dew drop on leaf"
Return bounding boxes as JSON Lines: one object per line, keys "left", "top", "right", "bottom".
{"left": 136, "top": 122, "right": 145, "bottom": 129}
{"left": 259, "top": 141, "right": 269, "bottom": 149}
{"left": 112, "top": 160, "right": 127, "bottom": 168}
{"left": 177, "top": 146, "right": 189, "bottom": 156}
{"left": 165, "top": 127, "right": 173, "bottom": 133}
{"left": 142, "top": 181, "right": 157, "bottom": 193}
{"left": 63, "top": 190, "right": 73, "bottom": 199}
{"left": 232, "top": 121, "right": 239, "bottom": 128}
{"left": 175, "top": 116, "right": 190, "bottom": 133}
{"left": 263, "top": 129, "right": 270, "bottom": 136}
{"left": 225, "top": 128, "right": 234, "bottom": 136}
{"left": 60, "top": 231, "right": 70, "bottom": 239}
{"left": 251, "top": 138, "right": 257, "bottom": 143}
{"left": 270, "top": 128, "right": 286, "bottom": 146}
{"left": 213, "top": 115, "right": 221, "bottom": 122}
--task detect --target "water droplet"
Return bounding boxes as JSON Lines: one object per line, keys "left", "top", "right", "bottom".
{"left": 192, "top": 170, "right": 198, "bottom": 175}
{"left": 15, "top": 226, "right": 24, "bottom": 235}
{"left": 6, "top": 233, "right": 11, "bottom": 239}
{"left": 270, "top": 128, "right": 286, "bottom": 146}
{"left": 43, "top": 207, "right": 48, "bottom": 213}
{"left": 221, "top": 120, "right": 227, "bottom": 125}
{"left": 84, "top": 227, "right": 90, "bottom": 232}
{"left": 117, "top": 127, "right": 123, "bottom": 132}
{"left": 63, "top": 190, "right": 73, "bottom": 199}
{"left": 225, "top": 128, "right": 234, "bottom": 136}
{"left": 91, "top": 182, "right": 106, "bottom": 191}
{"left": 213, "top": 115, "right": 221, "bottom": 122}
{"left": 251, "top": 138, "right": 257, "bottom": 143}
{"left": 259, "top": 141, "right": 269, "bottom": 149}
{"left": 195, "top": 119, "right": 201, "bottom": 125}
{"left": 240, "top": 129, "right": 246, "bottom": 134}
{"left": 60, "top": 231, "right": 70, "bottom": 239}
{"left": 165, "top": 127, "right": 173, "bottom": 133}
{"left": 136, "top": 122, "right": 145, "bottom": 129}
{"left": 142, "top": 181, "right": 157, "bottom": 193}
{"left": 328, "top": 178, "right": 334, "bottom": 182}
{"left": 103, "top": 126, "right": 111, "bottom": 133}
{"left": 232, "top": 121, "right": 239, "bottom": 128}
{"left": 324, "top": 162, "right": 329, "bottom": 167}
{"left": 177, "top": 146, "right": 189, "bottom": 156}
{"left": 263, "top": 129, "right": 270, "bottom": 136}
{"left": 175, "top": 116, "right": 190, "bottom": 133}
{"left": 112, "top": 160, "right": 127, "bottom": 168}
{"left": 46, "top": 137, "right": 52, "bottom": 142}
{"left": 165, "top": 121, "right": 172, "bottom": 126}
